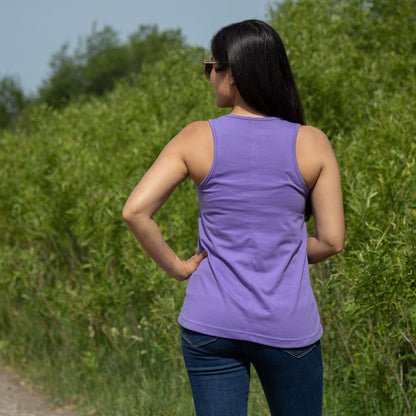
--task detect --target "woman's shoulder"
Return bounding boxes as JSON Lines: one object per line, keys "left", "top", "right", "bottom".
{"left": 297, "top": 125, "right": 334, "bottom": 158}
{"left": 180, "top": 120, "right": 211, "bottom": 135}
{"left": 168, "top": 121, "right": 211, "bottom": 148}
{"left": 296, "top": 125, "right": 337, "bottom": 189}
{"left": 172, "top": 121, "right": 214, "bottom": 185}
{"left": 297, "top": 125, "right": 328, "bottom": 142}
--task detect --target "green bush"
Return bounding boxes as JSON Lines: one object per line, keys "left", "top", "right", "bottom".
{"left": 268, "top": 0, "right": 416, "bottom": 413}
{"left": 37, "top": 24, "right": 187, "bottom": 108}
{"left": 0, "top": 48, "right": 226, "bottom": 415}
{"left": 0, "top": 0, "right": 415, "bottom": 414}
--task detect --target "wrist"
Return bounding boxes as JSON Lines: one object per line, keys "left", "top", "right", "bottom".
{"left": 169, "top": 257, "right": 188, "bottom": 281}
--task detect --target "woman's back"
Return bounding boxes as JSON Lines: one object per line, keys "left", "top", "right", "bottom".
{"left": 178, "top": 114, "right": 323, "bottom": 348}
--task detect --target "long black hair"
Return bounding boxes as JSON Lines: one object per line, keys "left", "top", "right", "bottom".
{"left": 211, "top": 20, "right": 311, "bottom": 219}
{"left": 210, "top": 20, "right": 305, "bottom": 125}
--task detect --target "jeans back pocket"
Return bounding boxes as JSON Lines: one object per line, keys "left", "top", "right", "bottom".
{"left": 281, "top": 340, "right": 320, "bottom": 359}
{"left": 181, "top": 327, "right": 218, "bottom": 348}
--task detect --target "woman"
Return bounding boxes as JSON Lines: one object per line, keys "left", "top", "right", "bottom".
{"left": 123, "top": 20, "right": 344, "bottom": 416}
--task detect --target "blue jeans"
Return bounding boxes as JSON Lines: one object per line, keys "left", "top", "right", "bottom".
{"left": 181, "top": 327, "right": 322, "bottom": 416}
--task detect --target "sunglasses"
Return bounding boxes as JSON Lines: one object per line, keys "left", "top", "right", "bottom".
{"left": 202, "top": 60, "right": 222, "bottom": 80}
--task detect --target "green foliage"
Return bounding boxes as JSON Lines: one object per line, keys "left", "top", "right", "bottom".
{"left": 37, "top": 24, "right": 186, "bottom": 109}
{"left": 0, "top": 0, "right": 415, "bottom": 415}
{"left": 128, "top": 25, "right": 185, "bottom": 74}
{"left": 267, "top": 0, "right": 416, "bottom": 413}
{"left": 332, "top": 91, "right": 416, "bottom": 415}
{"left": 268, "top": 0, "right": 416, "bottom": 134}
{"left": 0, "top": 75, "right": 27, "bottom": 128}
{"left": 0, "top": 47, "right": 224, "bottom": 415}
{"left": 1, "top": 24, "right": 187, "bottom": 125}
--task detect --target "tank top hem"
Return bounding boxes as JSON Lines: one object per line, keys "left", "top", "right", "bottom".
{"left": 178, "top": 316, "right": 323, "bottom": 349}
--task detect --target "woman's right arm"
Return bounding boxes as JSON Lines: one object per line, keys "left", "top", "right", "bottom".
{"left": 122, "top": 121, "right": 211, "bottom": 280}
{"left": 296, "top": 126, "right": 345, "bottom": 264}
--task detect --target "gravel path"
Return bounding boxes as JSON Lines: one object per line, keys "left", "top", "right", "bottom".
{"left": 0, "top": 361, "right": 77, "bottom": 416}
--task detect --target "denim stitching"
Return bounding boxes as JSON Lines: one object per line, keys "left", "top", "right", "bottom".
{"left": 182, "top": 334, "right": 218, "bottom": 348}
{"left": 281, "top": 343, "right": 317, "bottom": 359}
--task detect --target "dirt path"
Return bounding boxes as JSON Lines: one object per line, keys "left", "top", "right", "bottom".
{"left": 0, "top": 361, "right": 77, "bottom": 416}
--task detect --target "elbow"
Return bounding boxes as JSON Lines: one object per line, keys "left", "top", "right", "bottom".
{"left": 122, "top": 203, "right": 139, "bottom": 226}
{"left": 332, "top": 243, "right": 344, "bottom": 256}
{"left": 307, "top": 233, "right": 344, "bottom": 264}
{"left": 122, "top": 204, "right": 132, "bottom": 224}
{"left": 328, "top": 237, "right": 345, "bottom": 256}
{"left": 122, "top": 201, "right": 151, "bottom": 229}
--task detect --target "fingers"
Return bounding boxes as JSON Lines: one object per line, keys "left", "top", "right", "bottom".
{"left": 179, "top": 250, "right": 208, "bottom": 281}
{"left": 192, "top": 250, "right": 208, "bottom": 269}
{"left": 197, "top": 250, "right": 208, "bottom": 260}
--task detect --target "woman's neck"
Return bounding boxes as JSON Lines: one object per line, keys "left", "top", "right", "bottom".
{"left": 230, "top": 102, "right": 268, "bottom": 118}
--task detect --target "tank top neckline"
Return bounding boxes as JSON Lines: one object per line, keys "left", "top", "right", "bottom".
{"left": 225, "top": 113, "right": 281, "bottom": 121}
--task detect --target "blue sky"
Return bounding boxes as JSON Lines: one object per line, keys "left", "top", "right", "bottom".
{"left": 0, "top": 0, "right": 276, "bottom": 94}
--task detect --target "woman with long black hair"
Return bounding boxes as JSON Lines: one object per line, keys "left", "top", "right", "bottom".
{"left": 123, "top": 19, "right": 344, "bottom": 416}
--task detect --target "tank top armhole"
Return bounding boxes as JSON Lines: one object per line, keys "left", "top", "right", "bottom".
{"left": 292, "top": 124, "right": 310, "bottom": 195}
{"left": 197, "top": 119, "right": 217, "bottom": 189}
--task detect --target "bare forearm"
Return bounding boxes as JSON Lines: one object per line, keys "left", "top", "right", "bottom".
{"left": 123, "top": 214, "right": 186, "bottom": 280}
{"left": 307, "top": 235, "right": 343, "bottom": 264}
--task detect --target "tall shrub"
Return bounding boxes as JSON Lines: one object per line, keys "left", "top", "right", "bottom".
{"left": 269, "top": 0, "right": 416, "bottom": 413}
{"left": 0, "top": 0, "right": 415, "bottom": 414}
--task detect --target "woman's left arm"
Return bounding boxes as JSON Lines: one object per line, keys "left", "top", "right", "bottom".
{"left": 122, "top": 126, "right": 207, "bottom": 281}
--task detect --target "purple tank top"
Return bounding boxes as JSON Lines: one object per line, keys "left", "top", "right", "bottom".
{"left": 178, "top": 114, "right": 323, "bottom": 348}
